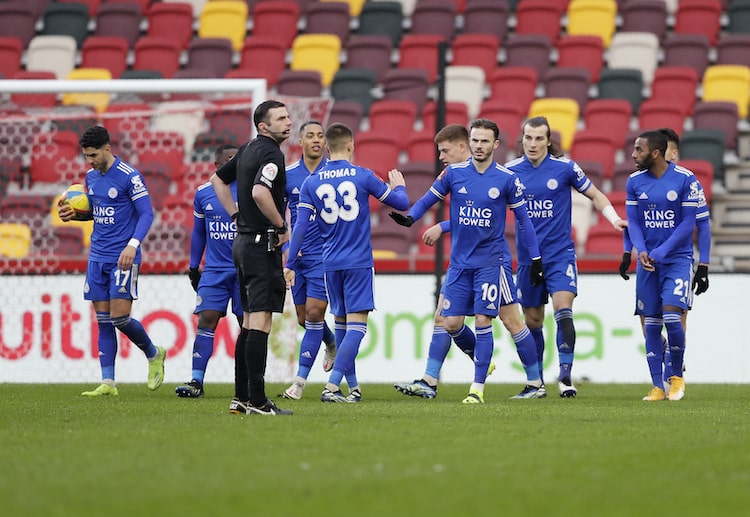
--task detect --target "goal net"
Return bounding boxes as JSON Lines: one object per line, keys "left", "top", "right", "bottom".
{"left": 0, "top": 78, "right": 332, "bottom": 384}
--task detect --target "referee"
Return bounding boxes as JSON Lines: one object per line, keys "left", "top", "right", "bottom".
{"left": 210, "top": 99, "right": 293, "bottom": 416}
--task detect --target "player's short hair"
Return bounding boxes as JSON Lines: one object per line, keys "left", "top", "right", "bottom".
{"left": 639, "top": 130, "right": 668, "bottom": 155}
{"left": 79, "top": 125, "right": 110, "bottom": 148}
{"left": 469, "top": 118, "right": 500, "bottom": 141}
{"left": 523, "top": 116, "right": 563, "bottom": 157}
{"left": 253, "top": 99, "right": 286, "bottom": 129}
{"left": 434, "top": 124, "right": 469, "bottom": 145}
{"left": 325, "top": 123, "right": 353, "bottom": 152}
{"left": 299, "top": 120, "right": 324, "bottom": 133}
{"left": 214, "top": 143, "right": 238, "bottom": 161}
{"left": 657, "top": 127, "right": 680, "bottom": 148}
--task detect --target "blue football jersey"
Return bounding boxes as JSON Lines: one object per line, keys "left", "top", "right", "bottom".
{"left": 431, "top": 159, "right": 524, "bottom": 268}
{"left": 626, "top": 162, "right": 699, "bottom": 263}
{"left": 286, "top": 156, "right": 327, "bottom": 260}
{"left": 85, "top": 157, "right": 152, "bottom": 263}
{"left": 505, "top": 154, "right": 590, "bottom": 265}
{"left": 297, "top": 159, "right": 404, "bottom": 271}
{"left": 193, "top": 181, "right": 237, "bottom": 271}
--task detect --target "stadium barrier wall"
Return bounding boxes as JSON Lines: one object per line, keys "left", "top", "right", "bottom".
{"left": 1, "top": 274, "right": 747, "bottom": 384}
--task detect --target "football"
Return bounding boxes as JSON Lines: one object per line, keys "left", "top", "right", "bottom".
{"left": 61, "top": 184, "right": 92, "bottom": 221}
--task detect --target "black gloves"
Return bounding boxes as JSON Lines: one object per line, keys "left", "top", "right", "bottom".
{"left": 389, "top": 212, "right": 414, "bottom": 227}
{"left": 693, "top": 264, "right": 709, "bottom": 295}
{"left": 530, "top": 258, "right": 544, "bottom": 287}
{"left": 188, "top": 267, "right": 201, "bottom": 292}
{"left": 619, "top": 252, "right": 631, "bottom": 280}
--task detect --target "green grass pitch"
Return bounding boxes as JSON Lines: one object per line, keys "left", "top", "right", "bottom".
{"left": 2, "top": 383, "right": 749, "bottom": 516}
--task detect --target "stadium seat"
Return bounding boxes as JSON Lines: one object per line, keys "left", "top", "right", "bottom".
{"left": 49, "top": 225, "right": 86, "bottom": 256}
{"left": 716, "top": 34, "right": 750, "bottom": 69}
{"left": 344, "top": 35, "right": 393, "bottom": 83}
{"left": 569, "top": 130, "right": 616, "bottom": 179}
{"left": 330, "top": 68, "right": 378, "bottom": 114}
{"left": 353, "top": 130, "right": 401, "bottom": 179}
{"left": 728, "top": 0, "right": 750, "bottom": 34}
{"left": 661, "top": 34, "right": 711, "bottom": 80}
{"left": 701, "top": 65, "right": 750, "bottom": 119}
{"left": 206, "top": 98, "right": 253, "bottom": 142}
{"left": 678, "top": 159, "right": 714, "bottom": 203}
{"left": 0, "top": 156, "right": 23, "bottom": 193}
{"left": 320, "top": 0, "right": 366, "bottom": 16}
{"left": 133, "top": 37, "right": 183, "bottom": 78}
{"left": 357, "top": 1, "right": 404, "bottom": 47}
{"left": 566, "top": 0, "right": 617, "bottom": 47}
{"left": 372, "top": 0, "right": 418, "bottom": 17}
{"left": 611, "top": 162, "right": 635, "bottom": 192}
{"left": 400, "top": 160, "right": 439, "bottom": 201}
{"left": 0, "top": 37, "right": 22, "bottom": 79}
{"left": 180, "top": 161, "right": 215, "bottom": 192}
{"left": 450, "top": 34, "right": 500, "bottom": 79}
{"left": 251, "top": 1, "right": 300, "bottom": 48}
{"left": 276, "top": 70, "right": 323, "bottom": 97}
{"left": 584, "top": 221, "right": 624, "bottom": 257}
{"left": 489, "top": 67, "right": 538, "bottom": 116}
{"left": 290, "top": 34, "right": 342, "bottom": 87}
{"left": 94, "top": 2, "right": 143, "bottom": 48}
{"left": 0, "top": 223, "right": 32, "bottom": 258}
{"left": 692, "top": 101, "right": 739, "bottom": 151}
{"left": 190, "top": 132, "right": 224, "bottom": 163}
{"left": 0, "top": 3, "right": 37, "bottom": 48}
{"left": 159, "top": 193, "right": 195, "bottom": 228}
{"left": 461, "top": 0, "right": 509, "bottom": 41}
{"left": 398, "top": 34, "right": 444, "bottom": 83}
{"left": 607, "top": 32, "right": 660, "bottom": 86}
{"left": 184, "top": 38, "right": 234, "bottom": 78}
{"left": 371, "top": 227, "right": 414, "bottom": 256}
{"left": 528, "top": 98, "right": 579, "bottom": 151}
{"left": 618, "top": 0, "right": 668, "bottom": 41}
{"left": 674, "top": 0, "right": 722, "bottom": 46}
{"left": 514, "top": 0, "right": 564, "bottom": 45}
{"left": 679, "top": 129, "right": 726, "bottom": 183}
{"left": 406, "top": 130, "right": 438, "bottom": 163}
{"left": 543, "top": 67, "right": 591, "bottom": 111}
{"left": 103, "top": 102, "right": 152, "bottom": 141}
{"left": 57, "top": 0, "right": 101, "bottom": 16}
{"left": 29, "top": 131, "right": 84, "bottom": 185}
{"left": 480, "top": 99, "right": 526, "bottom": 142}
{"left": 582, "top": 99, "right": 632, "bottom": 148}
{"left": 444, "top": 66, "right": 485, "bottom": 119}
{"left": 9, "top": 71, "right": 58, "bottom": 108}
{"left": 596, "top": 68, "right": 644, "bottom": 112}
{"left": 132, "top": 130, "right": 186, "bottom": 181}
{"left": 574, "top": 159, "right": 605, "bottom": 190}
{"left": 421, "top": 101, "right": 469, "bottom": 132}
{"left": 40, "top": 2, "right": 90, "bottom": 48}
{"left": 649, "top": 67, "right": 699, "bottom": 116}
{"left": 368, "top": 100, "right": 417, "bottom": 143}
{"left": 119, "top": 0, "right": 154, "bottom": 12}
{"left": 235, "top": 37, "right": 286, "bottom": 87}
{"left": 146, "top": 2, "right": 194, "bottom": 49}
{"left": 328, "top": 100, "right": 363, "bottom": 134}
{"left": 48, "top": 105, "right": 99, "bottom": 135}
{"left": 637, "top": 100, "right": 686, "bottom": 135}
{"left": 504, "top": 34, "right": 552, "bottom": 79}
{"left": 163, "top": 0, "right": 206, "bottom": 13}
{"left": 555, "top": 35, "right": 604, "bottom": 83}
{"left": 141, "top": 221, "right": 191, "bottom": 257}
{"left": 382, "top": 68, "right": 431, "bottom": 115}
{"left": 304, "top": 2, "right": 350, "bottom": 42}
{"left": 80, "top": 37, "right": 129, "bottom": 79}
{"left": 199, "top": 1, "right": 248, "bottom": 51}
{"left": 409, "top": 0, "right": 457, "bottom": 39}
{"left": 152, "top": 100, "right": 206, "bottom": 156}
{"left": 25, "top": 35, "right": 77, "bottom": 80}
{"left": 62, "top": 68, "right": 113, "bottom": 112}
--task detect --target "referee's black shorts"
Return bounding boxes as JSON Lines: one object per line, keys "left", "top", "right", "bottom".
{"left": 233, "top": 232, "right": 286, "bottom": 314}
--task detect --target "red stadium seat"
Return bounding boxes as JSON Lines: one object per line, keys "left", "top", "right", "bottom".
{"left": 409, "top": 0, "right": 457, "bottom": 39}
{"left": 584, "top": 221, "right": 624, "bottom": 257}
{"left": 461, "top": 0, "right": 509, "bottom": 41}
{"left": 479, "top": 99, "right": 526, "bottom": 143}
{"left": 514, "top": 0, "right": 564, "bottom": 45}
{"left": 146, "top": 2, "right": 194, "bottom": 49}
{"left": 569, "top": 130, "right": 617, "bottom": 179}
{"left": 382, "top": 68, "right": 431, "bottom": 115}
{"left": 637, "top": 100, "right": 687, "bottom": 135}
{"left": 421, "top": 101, "right": 469, "bottom": 132}
{"left": 133, "top": 37, "right": 182, "bottom": 78}
{"left": 451, "top": 34, "right": 500, "bottom": 79}
{"left": 81, "top": 37, "right": 129, "bottom": 79}
{"left": 678, "top": 159, "right": 714, "bottom": 203}
{"left": 582, "top": 99, "right": 632, "bottom": 147}
{"left": 0, "top": 3, "right": 39, "bottom": 48}
{"left": 406, "top": 131, "right": 437, "bottom": 163}
{"left": 94, "top": 2, "right": 143, "bottom": 48}
{"left": 692, "top": 101, "right": 739, "bottom": 151}
{"left": 556, "top": 35, "right": 604, "bottom": 83}
{"left": 368, "top": 100, "right": 417, "bottom": 143}
{"left": 398, "top": 34, "right": 445, "bottom": 83}
{"left": 354, "top": 130, "right": 401, "bottom": 180}
{"left": 649, "top": 67, "right": 698, "bottom": 116}
{"left": 0, "top": 37, "right": 23, "bottom": 79}
{"left": 488, "top": 67, "right": 538, "bottom": 116}
{"left": 29, "top": 131, "right": 84, "bottom": 185}
{"left": 251, "top": 1, "right": 300, "bottom": 48}
{"left": 661, "top": 34, "right": 711, "bottom": 79}
{"left": 504, "top": 34, "right": 552, "bottom": 79}
{"left": 183, "top": 38, "right": 234, "bottom": 78}
{"left": 674, "top": 0, "right": 722, "bottom": 46}
{"left": 344, "top": 35, "right": 393, "bottom": 83}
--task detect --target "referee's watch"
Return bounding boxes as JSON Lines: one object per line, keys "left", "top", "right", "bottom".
{"left": 275, "top": 222, "right": 288, "bottom": 234}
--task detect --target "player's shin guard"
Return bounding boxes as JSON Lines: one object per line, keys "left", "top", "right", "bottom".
{"left": 234, "top": 327, "right": 249, "bottom": 400}
{"left": 644, "top": 317, "right": 665, "bottom": 388}
{"left": 297, "top": 320, "right": 325, "bottom": 379}
{"left": 245, "top": 329, "right": 269, "bottom": 406}
{"left": 425, "top": 327, "right": 451, "bottom": 379}
{"left": 512, "top": 326, "right": 541, "bottom": 382}
{"left": 96, "top": 312, "right": 117, "bottom": 380}
{"left": 663, "top": 312, "right": 685, "bottom": 377}
{"left": 473, "top": 325, "right": 493, "bottom": 383}
{"left": 555, "top": 308, "right": 576, "bottom": 380}
{"left": 192, "top": 327, "right": 215, "bottom": 383}
{"left": 111, "top": 315, "right": 157, "bottom": 357}
{"left": 530, "top": 326, "right": 545, "bottom": 382}
{"left": 448, "top": 324, "right": 477, "bottom": 357}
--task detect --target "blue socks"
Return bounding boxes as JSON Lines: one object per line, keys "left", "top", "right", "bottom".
{"left": 323, "top": 322, "right": 335, "bottom": 347}
{"left": 644, "top": 316, "right": 665, "bottom": 389}
{"left": 96, "top": 312, "right": 117, "bottom": 381}
{"left": 472, "top": 325, "right": 493, "bottom": 383}
{"left": 663, "top": 311, "right": 685, "bottom": 378}
{"left": 424, "top": 326, "right": 451, "bottom": 379}
{"left": 328, "top": 321, "right": 367, "bottom": 389}
{"left": 296, "top": 320, "right": 325, "bottom": 380}
{"left": 555, "top": 308, "right": 575, "bottom": 380}
{"left": 191, "top": 327, "right": 215, "bottom": 383}
{"left": 512, "top": 327, "right": 541, "bottom": 382}
{"left": 529, "top": 326, "right": 545, "bottom": 382}
{"left": 111, "top": 315, "right": 157, "bottom": 358}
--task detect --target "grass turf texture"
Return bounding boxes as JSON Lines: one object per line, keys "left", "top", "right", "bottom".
{"left": 2, "top": 383, "right": 749, "bottom": 516}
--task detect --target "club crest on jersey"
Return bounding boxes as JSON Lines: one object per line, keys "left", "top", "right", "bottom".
{"left": 488, "top": 187, "right": 500, "bottom": 199}
{"left": 666, "top": 190, "right": 678, "bottom": 201}
{"left": 442, "top": 298, "right": 451, "bottom": 310}
{"left": 108, "top": 187, "right": 118, "bottom": 199}
{"left": 261, "top": 163, "right": 278, "bottom": 181}
{"left": 547, "top": 178, "right": 558, "bottom": 190}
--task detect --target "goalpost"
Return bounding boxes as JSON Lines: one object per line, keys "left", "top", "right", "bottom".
{"left": 0, "top": 78, "right": 333, "bottom": 385}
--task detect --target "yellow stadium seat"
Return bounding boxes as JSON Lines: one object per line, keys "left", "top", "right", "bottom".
{"left": 528, "top": 98, "right": 580, "bottom": 151}
{"left": 0, "top": 223, "right": 32, "bottom": 258}
{"left": 566, "top": 0, "right": 617, "bottom": 48}
{"left": 321, "top": 0, "right": 366, "bottom": 16}
{"left": 290, "top": 34, "right": 342, "bottom": 87}
{"left": 50, "top": 192, "right": 94, "bottom": 248}
{"left": 199, "top": 1, "right": 248, "bottom": 51}
{"left": 62, "top": 68, "right": 112, "bottom": 112}
{"left": 702, "top": 65, "right": 750, "bottom": 119}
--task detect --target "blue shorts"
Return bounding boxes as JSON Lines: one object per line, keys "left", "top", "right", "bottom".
{"left": 84, "top": 261, "right": 139, "bottom": 301}
{"left": 441, "top": 264, "right": 518, "bottom": 317}
{"left": 291, "top": 257, "right": 328, "bottom": 305}
{"left": 324, "top": 268, "right": 375, "bottom": 317}
{"left": 635, "top": 260, "right": 693, "bottom": 316}
{"left": 195, "top": 269, "right": 243, "bottom": 319}
{"left": 517, "top": 258, "right": 578, "bottom": 308}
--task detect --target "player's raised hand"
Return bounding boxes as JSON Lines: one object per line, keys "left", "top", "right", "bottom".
{"left": 389, "top": 212, "right": 414, "bottom": 227}
{"left": 618, "top": 252, "right": 631, "bottom": 280}
{"left": 387, "top": 168, "right": 406, "bottom": 189}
